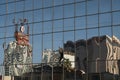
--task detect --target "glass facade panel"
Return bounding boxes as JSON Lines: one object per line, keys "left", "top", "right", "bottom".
{"left": 75, "top": 17, "right": 86, "bottom": 29}
{"left": 43, "top": 0, "right": 52, "bottom": 7}
{"left": 34, "top": 9, "right": 42, "bottom": 22}
{"left": 112, "top": 0, "right": 120, "bottom": 11}
{"left": 64, "top": 4, "right": 74, "bottom": 18}
{"left": 33, "top": 35, "right": 42, "bottom": 63}
{"left": 76, "top": 2, "right": 86, "bottom": 16}
{"left": 113, "top": 26, "right": 120, "bottom": 39}
{"left": 43, "top": 21, "right": 52, "bottom": 33}
{"left": 0, "top": 5, "right": 6, "bottom": 15}
{"left": 99, "top": 0, "right": 111, "bottom": 13}
{"left": 64, "top": 18, "right": 74, "bottom": 30}
{"left": 54, "top": 0, "right": 63, "bottom": 6}
{"left": 99, "top": 13, "right": 111, "bottom": 26}
{"left": 43, "top": 8, "right": 52, "bottom": 21}
{"left": 0, "top": 16, "right": 5, "bottom": 27}
{"left": 0, "top": 0, "right": 120, "bottom": 80}
{"left": 53, "top": 20, "right": 63, "bottom": 32}
{"left": 0, "top": 28, "right": 5, "bottom": 38}
{"left": 54, "top": 6, "right": 63, "bottom": 19}
{"left": 113, "top": 11, "right": 120, "bottom": 25}
{"left": 34, "top": 0, "right": 42, "bottom": 9}
{"left": 87, "top": 0, "right": 98, "bottom": 14}
{"left": 43, "top": 34, "right": 52, "bottom": 49}
{"left": 87, "top": 15, "right": 98, "bottom": 28}
{"left": 16, "top": 1, "right": 24, "bottom": 12}
{"left": 75, "top": 30, "right": 86, "bottom": 40}
{"left": 100, "top": 27, "right": 112, "bottom": 37}
{"left": 53, "top": 33, "right": 63, "bottom": 50}
{"left": 64, "top": 0, "right": 74, "bottom": 4}
{"left": 33, "top": 23, "right": 42, "bottom": 34}
{"left": 87, "top": 28, "right": 98, "bottom": 39}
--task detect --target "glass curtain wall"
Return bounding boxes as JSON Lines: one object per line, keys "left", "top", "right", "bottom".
{"left": 0, "top": 0, "right": 120, "bottom": 80}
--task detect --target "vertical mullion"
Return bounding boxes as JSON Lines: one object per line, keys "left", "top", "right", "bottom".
{"left": 85, "top": 0, "right": 89, "bottom": 80}
{"left": 111, "top": 0, "right": 115, "bottom": 80}
{"left": 31, "top": 0, "right": 34, "bottom": 80}
{"left": 98, "top": 0, "right": 102, "bottom": 80}
{"left": 41, "top": 0, "right": 44, "bottom": 80}
{"left": 74, "top": 0, "right": 76, "bottom": 80}
{"left": 62, "top": 0, "right": 65, "bottom": 80}
{"left": 52, "top": 0, "right": 54, "bottom": 80}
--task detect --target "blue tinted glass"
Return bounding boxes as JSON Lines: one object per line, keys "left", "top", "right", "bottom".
{"left": 112, "top": 0, "right": 120, "bottom": 11}
{"left": 25, "top": 0, "right": 33, "bottom": 10}
{"left": 64, "top": 4, "right": 74, "bottom": 18}
{"left": 0, "top": 5, "right": 6, "bottom": 15}
{"left": 75, "top": 17, "right": 86, "bottom": 29}
{"left": 44, "top": 8, "right": 52, "bottom": 21}
{"left": 113, "top": 12, "right": 120, "bottom": 25}
{"left": 8, "top": 3, "right": 15, "bottom": 13}
{"left": 33, "top": 35, "right": 42, "bottom": 63}
{"left": 43, "top": 0, "right": 52, "bottom": 7}
{"left": 113, "top": 26, "right": 120, "bottom": 39}
{"left": 53, "top": 33, "right": 63, "bottom": 50}
{"left": 100, "top": 27, "right": 112, "bottom": 37}
{"left": 0, "top": 16, "right": 5, "bottom": 27}
{"left": 99, "top": 13, "right": 111, "bottom": 26}
{"left": 87, "top": 28, "right": 98, "bottom": 39}
{"left": 54, "top": 6, "right": 63, "bottom": 19}
{"left": 99, "top": 0, "right": 111, "bottom": 13}
{"left": 76, "top": 2, "right": 86, "bottom": 16}
{"left": 88, "top": 15, "right": 98, "bottom": 28}
{"left": 16, "top": 2, "right": 24, "bottom": 12}
{"left": 34, "top": 0, "right": 42, "bottom": 9}
{"left": 64, "top": 0, "right": 74, "bottom": 4}
{"left": 43, "top": 21, "right": 52, "bottom": 33}
{"left": 43, "top": 34, "right": 52, "bottom": 49}
{"left": 54, "top": 20, "right": 63, "bottom": 32}
{"left": 87, "top": 0, "right": 98, "bottom": 14}
{"left": 54, "top": 0, "right": 63, "bottom": 6}
{"left": 34, "top": 9, "right": 42, "bottom": 22}
{"left": 0, "top": 28, "right": 4, "bottom": 38}
{"left": 64, "top": 18, "right": 74, "bottom": 30}
{"left": 33, "top": 23, "right": 42, "bottom": 34}
{"left": 75, "top": 30, "right": 86, "bottom": 40}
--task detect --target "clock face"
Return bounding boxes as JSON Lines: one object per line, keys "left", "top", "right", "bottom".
{"left": 4, "top": 41, "right": 32, "bottom": 76}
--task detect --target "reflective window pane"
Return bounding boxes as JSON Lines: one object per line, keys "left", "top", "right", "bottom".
{"left": 75, "top": 17, "right": 86, "bottom": 29}
{"left": 64, "top": 4, "right": 74, "bottom": 18}
{"left": 99, "top": 13, "right": 111, "bottom": 26}
{"left": 76, "top": 2, "right": 86, "bottom": 16}
{"left": 87, "top": 0, "right": 98, "bottom": 14}
{"left": 113, "top": 11, "right": 120, "bottom": 25}
{"left": 88, "top": 15, "right": 98, "bottom": 28}
{"left": 99, "top": 0, "right": 111, "bottom": 13}
{"left": 54, "top": 6, "right": 63, "bottom": 19}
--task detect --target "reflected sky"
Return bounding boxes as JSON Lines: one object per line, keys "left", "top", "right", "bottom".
{"left": 0, "top": 0, "right": 120, "bottom": 64}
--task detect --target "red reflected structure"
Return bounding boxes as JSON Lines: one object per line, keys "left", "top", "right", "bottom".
{"left": 14, "top": 19, "right": 30, "bottom": 46}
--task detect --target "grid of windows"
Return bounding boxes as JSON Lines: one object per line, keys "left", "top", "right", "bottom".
{"left": 0, "top": 0, "right": 120, "bottom": 80}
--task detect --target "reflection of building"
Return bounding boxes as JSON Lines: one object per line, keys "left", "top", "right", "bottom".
{"left": 42, "top": 49, "right": 60, "bottom": 64}
{"left": 76, "top": 36, "right": 120, "bottom": 74}
{"left": 4, "top": 41, "right": 32, "bottom": 76}
{"left": 42, "top": 49, "right": 53, "bottom": 63}
{"left": 18, "top": 64, "right": 82, "bottom": 80}
{"left": 4, "top": 19, "right": 32, "bottom": 76}
{"left": 64, "top": 35, "right": 120, "bottom": 74}
{"left": 64, "top": 35, "right": 120, "bottom": 75}
{"left": 42, "top": 49, "right": 75, "bottom": 68}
